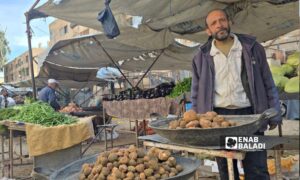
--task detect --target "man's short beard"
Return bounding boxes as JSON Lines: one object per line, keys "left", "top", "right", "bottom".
{"left": 212, "top": 27, "right": 231, "bottom": 41}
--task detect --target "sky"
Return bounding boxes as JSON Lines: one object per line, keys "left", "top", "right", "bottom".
{"left": 0, "top": 0, "right": 54, "bottom": 61}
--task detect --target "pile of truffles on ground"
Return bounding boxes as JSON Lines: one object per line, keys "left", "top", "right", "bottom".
{"left": 79, "top": 146, "right": 183, "bottom": 180}
{"left": 169, "top": 110, "right": 237, "bottom": 129}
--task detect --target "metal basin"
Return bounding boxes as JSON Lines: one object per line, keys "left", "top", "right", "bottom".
{"left": 50, "top": 154, "right": 200, "bottom": 180}
{"left": 149, "top": 108, "right": 278, "bottom": 146}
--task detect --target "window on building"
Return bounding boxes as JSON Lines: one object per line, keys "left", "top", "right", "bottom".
{"left": 60, "top": 25, "right": 68, "bottom": 36}
{"left": 50, "top": 30, "right": 53, "bottom": 39}
{"left": 26, "top": 55, "right": 29, "bottom": 63}
{"left": 17, "top": 59, "right": 21, "bottom": 67}
{"left": 26, "top": 68, "right": 29, "bottom": 76}
{"left": 64, "top": 25, "right": 68, "bottom": 34}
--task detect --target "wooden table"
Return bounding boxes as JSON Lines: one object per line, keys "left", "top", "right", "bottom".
{"left": 1, "top": 121, "right": 86, "bottom": 178}
{"left": 142, "top": 140, "right": 245, "bottom": 180}
{"left": 101, "top": 106, "right": 151, "bottom": 148}
{"left": 0, "top": 121, "right": 26, "bottom": 178}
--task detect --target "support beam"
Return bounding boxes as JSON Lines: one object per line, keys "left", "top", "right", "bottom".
{"left": 134, "top": 50, "right": 164, "bottom": 88}
{"left": 25, "top": 0, "right": 41, "bottom": 100}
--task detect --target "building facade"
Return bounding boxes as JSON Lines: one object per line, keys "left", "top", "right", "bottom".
{"left": 49, "top": 19, "right": 100, "bottom": 46}
{"left": 4, "top": 48, "right": 44, "bottom": 84}
{"left": 0, "top": 72, "right": 4, "bottom": 84}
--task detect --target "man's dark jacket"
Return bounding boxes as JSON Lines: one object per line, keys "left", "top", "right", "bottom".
{"left": 191, "top": 34, "right": 282, "bottom": 131}
{"left": 38, "top": 86, "right": 61, "bottom": 111}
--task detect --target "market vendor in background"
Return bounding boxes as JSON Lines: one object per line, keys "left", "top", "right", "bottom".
{"left": 0, "top": 88, "right": 16, "bottom": 108}
{"left": 38, "top": 79, "right": 61, "bottom": 111}
{"left": 191, "top": 9, "right": 282, "bottom": 180}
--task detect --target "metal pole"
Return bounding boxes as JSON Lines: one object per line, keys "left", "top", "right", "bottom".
{"left": 25, "top": 0, "right": 41, "bottom": 100}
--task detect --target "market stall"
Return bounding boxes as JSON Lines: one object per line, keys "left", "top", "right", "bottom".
{"left": 17, "top": 0, "right": 299, "bottom": 179}
{"left": 143, "top": 109, "right": 293, "bottom": 180}
{"left": 0, "top": 102, "right": 95, "bottom": 178}
{"left": 101, "top": 80, "right": 176, "bottom": 146}
{"left": 43, "top": 108, "right": 295, "bottom": 180}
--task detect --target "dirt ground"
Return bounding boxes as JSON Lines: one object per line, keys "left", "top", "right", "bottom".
{"left": 0, "top": 119, "right": 298, "bottom": 179}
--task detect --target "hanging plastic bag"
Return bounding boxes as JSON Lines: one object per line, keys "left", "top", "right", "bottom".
{"left": 97, "top": 0, "right": 120, "bottom": 39}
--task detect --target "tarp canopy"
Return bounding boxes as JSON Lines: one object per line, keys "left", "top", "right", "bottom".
{"left": 32, "top": 28, "right": 196, "bottom": 87}
{"left": 35, "top": 0, "right": 299, "bottom": 43}
{"left": 37, "top": 29, "right": 197, "bottom": 72}
{"left": 31, "top": 0, "right": 299, "bottom": 87}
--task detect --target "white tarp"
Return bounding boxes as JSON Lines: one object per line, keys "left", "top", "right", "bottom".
{"left": 36, "top": 0, "right": 299, "bottom": 43}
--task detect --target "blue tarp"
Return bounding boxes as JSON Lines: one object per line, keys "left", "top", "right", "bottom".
{"left": 96, "top": 67, "right": 121, "bottom": 81}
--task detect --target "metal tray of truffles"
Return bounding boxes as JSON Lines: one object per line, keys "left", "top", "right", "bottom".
{"left": 149, "top": 108, "right": 278, "bottom": 146}
{"left": 50, "top": 154, "right": 200, "bottom": 180}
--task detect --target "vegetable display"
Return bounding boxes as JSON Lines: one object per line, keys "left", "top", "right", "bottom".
{"left": 59, "top": 102, "right": 83, "bottom": 113}
{"left": 0, "top": 108, "right": 19, "bottom": 120}
{"left": 270, "top": 51, "right": 299, "bottom": 93}
{"left": 79, "top": 145, "right": 183, "bottom": 180}
{"left": 284, "top": 76, "right": 299, "bottom": 93}
{"left": 286, "top": 51, "right": 300, "bottom": 67}
{"left": 11, "top": 102, "right": 78, "bottom": 126}
{"left": 103, "top": 82, "right": 175, "bottom": 101}
{"left": 168, "top": 78, "right": 191, "bottom": 98}
{"left": 169, "top": 110, "right": 236, "bottom": 129}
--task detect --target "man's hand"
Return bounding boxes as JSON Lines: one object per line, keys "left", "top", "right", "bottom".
{"left": 268, "top": 124, "right": 277, "bottom": 130}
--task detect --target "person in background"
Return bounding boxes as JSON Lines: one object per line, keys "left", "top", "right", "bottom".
{"left": 0, "top": 88, "right": 16, "bottom": 108}
{"left": 191, "top": 9, "right": 282, "bottom": 180}
{"left": 267, "top": 53, "right": 281, "bottom": 67}
{"left": 38, "top": 79, "right": 61, "bottom": 111}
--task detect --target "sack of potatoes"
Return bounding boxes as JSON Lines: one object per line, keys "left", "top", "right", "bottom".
{"left": 169, "top": 110, "right": 237, "bottom": 129}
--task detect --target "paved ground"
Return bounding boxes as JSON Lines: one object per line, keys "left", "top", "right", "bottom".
{"left": 0, "top": 119, "right": 298, "bottom": 179}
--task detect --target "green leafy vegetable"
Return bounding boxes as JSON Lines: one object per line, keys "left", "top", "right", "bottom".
{"left": 284, "top": 76, "right": 299, "bottom": 93}
{"left": 11, "top": 102, "right": 78, "bottom": 126}
{"left": 0, "top": 108, "right": 19, "bottom": 120}
{"left": 287, "top": 51, "right": 300, "bottom": 67}
{"left": 168, "top": 78, "right": 192, "bottom": 98}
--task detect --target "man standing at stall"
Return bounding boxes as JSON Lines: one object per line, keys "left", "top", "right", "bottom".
{"left": 0, "top": 88, "right": 16, "bottom": 108}
{"left": 38, "top": 79, "right": 61, "bottom": 111}
{"left": 191, "top": 9, "right": 282, "bottom": 180}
